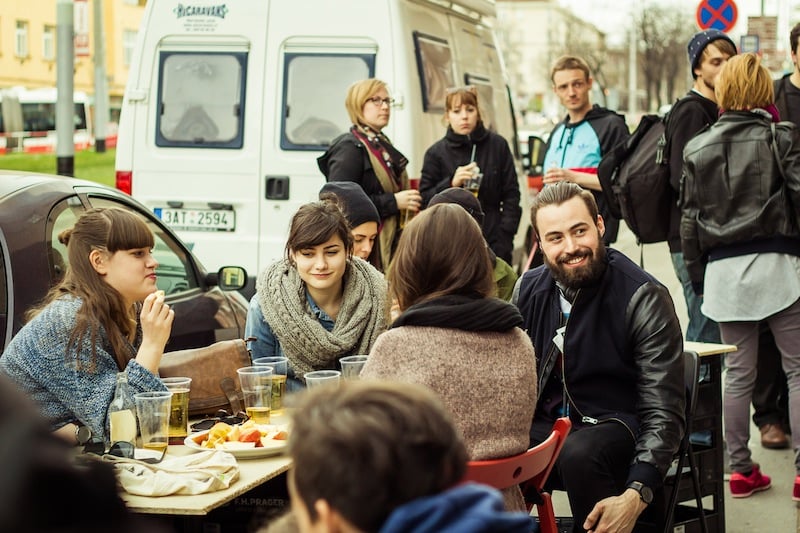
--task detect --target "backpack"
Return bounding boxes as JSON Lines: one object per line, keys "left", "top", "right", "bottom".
{"left": 597, "top": 113, "right": 671, "bottom": 244}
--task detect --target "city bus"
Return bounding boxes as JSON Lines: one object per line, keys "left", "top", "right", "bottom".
{"left": 0, "top": 87, "right": 93, "bottom": 153}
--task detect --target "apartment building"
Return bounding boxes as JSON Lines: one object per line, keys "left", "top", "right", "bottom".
{"left": 0, "top": 0, "right": 145, "bottom": 120}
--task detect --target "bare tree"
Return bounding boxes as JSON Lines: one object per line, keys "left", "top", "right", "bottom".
{"left": 635, "top": 3, "right": 695, "bottom": 111}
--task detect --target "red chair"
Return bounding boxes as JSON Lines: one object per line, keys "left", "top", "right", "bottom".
{"left": 464, "top": 417, "right": 571, "bottom": 533}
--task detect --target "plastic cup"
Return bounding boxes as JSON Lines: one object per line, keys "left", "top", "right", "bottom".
{"left": 339, "top": 355, "right": 369, "bottom": 380}
{"left": 304, "top": 370, "right": 341, "bottom": 389}
{"left": 134, "top": 391, "right": 172, "bottom": 454}
{"left": 253, "top": 356, "right": 288, "bottom": 415}
{"left": 237, "top": 366, "right": 273, "bottom": 424}
{"left": 161, "top": 377, "right": 192, "bottom": 444}
{"left": 465, "top": 171, "right": 483, "bottom": 197}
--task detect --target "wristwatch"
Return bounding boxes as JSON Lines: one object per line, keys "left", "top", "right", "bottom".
{"left": 627, "top": 481, "right": 654, "bottom": 505}
{"left": 75, "top": 423, "right": 92, "bottom": 446}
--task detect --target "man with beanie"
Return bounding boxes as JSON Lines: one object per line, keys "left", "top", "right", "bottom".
{"left": 667, "top": 29, "right": 736, "bottom": 344}
{"left": 429, "top": 187, "right": 518, "bottom": 300}
{"left": 319, "top": 181, "right": 381, "bottom": 267}
{"left": 542, "top": 55, "right": 629, "bottom": 245}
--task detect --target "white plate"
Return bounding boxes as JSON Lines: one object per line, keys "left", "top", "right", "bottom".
{"left": 184, "top": 429, "right": 288, "bottom": 459}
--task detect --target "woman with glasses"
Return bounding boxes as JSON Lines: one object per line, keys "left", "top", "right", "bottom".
{"left": 0, "top": 208, "right": 173, "bottom": 446}
{"left": 318, "top": 78, "right": 422, "bottom": 271}
{"left": 419, "top": 86, "right": 521, "bottom": 263}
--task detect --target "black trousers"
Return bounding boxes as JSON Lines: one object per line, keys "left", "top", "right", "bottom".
{"left": 531, "top": 419, "right": 635, "bottom": 533}
{"left": 752, "top": 323, "right": 790, "bottom": 430}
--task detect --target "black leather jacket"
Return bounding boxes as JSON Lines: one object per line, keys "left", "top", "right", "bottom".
{"left": 681, "top": 111, "right": 800, "bottom": 286}
{"left": 514, "top": 249, "right": 685, "bottom": 491}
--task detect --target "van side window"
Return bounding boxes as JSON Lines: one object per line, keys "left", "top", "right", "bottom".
{"left": 412, "top": 32, "right": 455, "bottom": 113}
{"left": 156, "top": 52, "right": 247, "bottom": 149}
{"left": 280, "top": 53, "right": 374, "bottom": 151}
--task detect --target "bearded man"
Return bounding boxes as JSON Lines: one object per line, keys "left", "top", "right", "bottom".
{"left": 513, "top": 182, "right": 684, "bottom": 533}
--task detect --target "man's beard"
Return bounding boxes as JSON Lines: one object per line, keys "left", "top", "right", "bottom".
{"left": 543, "top": 239, "right": 607, "bottom": 289}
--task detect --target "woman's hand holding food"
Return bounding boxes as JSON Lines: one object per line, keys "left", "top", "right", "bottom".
{"left": 136, "top": 290, "right": 174, "bottom": 373}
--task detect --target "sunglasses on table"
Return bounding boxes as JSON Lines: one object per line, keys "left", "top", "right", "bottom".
{"left": 190, "top": 409, "right": 249, "bottom": 431}
{"left": 83, "top": 440, "right": 166, "bottom": 464}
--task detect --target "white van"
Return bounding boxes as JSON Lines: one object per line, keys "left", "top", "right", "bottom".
{"left": 115, "top": 0, "right": 531, "bottom": 294}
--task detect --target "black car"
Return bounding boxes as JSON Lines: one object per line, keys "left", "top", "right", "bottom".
{"left": 0, "top": 171, "right": 249, "bottom": 353}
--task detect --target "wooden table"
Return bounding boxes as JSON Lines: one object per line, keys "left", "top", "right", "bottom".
{"left": 684, "top": 340, "right": 737, "bottom": 357}
{"left": 121, "top": 446, "right": 292, "bottom": 516}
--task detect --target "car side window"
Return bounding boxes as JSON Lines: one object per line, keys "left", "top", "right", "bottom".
{"left": 48, "top": 196, "right": 84, "bottom": 284}
{"left": 88, "top": 197, "right": 199, "bottom": 295}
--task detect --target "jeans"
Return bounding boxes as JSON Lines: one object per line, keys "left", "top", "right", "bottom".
{"left": 531, "top": 419, "right": 635, "bottom": 532}
{"left": 670, "top": 252, "right": 721, "bottom": 343}
{"left": 720, "top": 297, "right": 800, "bottom": 473}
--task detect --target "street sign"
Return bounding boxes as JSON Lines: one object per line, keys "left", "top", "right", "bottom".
{"left": 696, "top": 0, "right": 738, "bottom": 32}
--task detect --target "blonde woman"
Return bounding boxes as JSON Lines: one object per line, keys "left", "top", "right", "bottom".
{"left": 681, "top": 53, "right": 800, "bottom": 500}
{"left": 317, "top": 78, "right": 421, "bottom": 270}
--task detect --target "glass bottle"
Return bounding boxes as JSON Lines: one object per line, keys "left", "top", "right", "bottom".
{"left": 108, "top": 371, "right": 137, "bottom": 447}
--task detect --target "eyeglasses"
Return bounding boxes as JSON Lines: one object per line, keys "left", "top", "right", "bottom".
{"left": 365, "top": 96, "right": 395, "bottom": 107}
{"left": 190, "top": 409, "right": 249, "bottom": 432}
{"left": 105, "top": 440, "right": 167, "bottom": 464}
{"left": 107, "top": 441, "right": 135, "bottom": 459}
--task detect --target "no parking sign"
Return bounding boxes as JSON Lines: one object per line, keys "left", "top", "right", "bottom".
{"left": 696, "top": 0, "right": 738, "bottom": 32}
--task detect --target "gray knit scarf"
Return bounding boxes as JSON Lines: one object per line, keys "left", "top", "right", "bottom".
{"left": 256, "top": 258, "right": 388, "bottom": 379}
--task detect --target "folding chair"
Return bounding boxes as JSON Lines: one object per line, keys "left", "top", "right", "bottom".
{"left": 464, "top": 417, "right": 571, "bottom": 533}
{"left": 661, "top": 350, "right": 707, "bottom": 533}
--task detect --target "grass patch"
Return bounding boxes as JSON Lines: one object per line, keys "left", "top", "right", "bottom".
{"left": 0, "top": 148, "right": 116, "bottom": 187}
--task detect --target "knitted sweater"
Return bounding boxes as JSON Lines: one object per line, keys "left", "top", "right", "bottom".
{"left": 0, "top": 296, "right": 166, "bottom": 442}
{"left": 362, "top": 322, "right": 537, "bottom": 511}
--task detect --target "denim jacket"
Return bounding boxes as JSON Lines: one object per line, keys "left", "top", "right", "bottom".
{"left": 244, "top": 292, "right": 334, "bottom": 391}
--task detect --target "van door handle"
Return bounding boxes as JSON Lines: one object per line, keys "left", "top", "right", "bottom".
{"left": 265, "top": 176, "right": 290, "bottom": 200}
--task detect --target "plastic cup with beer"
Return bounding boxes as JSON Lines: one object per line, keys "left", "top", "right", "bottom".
{"left": 339, "top": 355, "right": 369, "bottom": 380}
{"left": 134, "top": 391, "right": 172, "bottom": 455}
{"left": 465, "top": 168, "right": 483, "bottom": 197}
{"left": 253, "top": 356, "right": 288, "bottom": 416}
{"left": 161, "top": 376, "right": 192, "bottom": 444}
{"left": 237, "top": 366, "right": 273, "bottom": 424}
{"left": 304, "top": 370, "right": 341, "bottom": 389}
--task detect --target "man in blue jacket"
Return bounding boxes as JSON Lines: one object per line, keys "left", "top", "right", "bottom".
{"left": 514, "top": 182, "right": 684, "bottom": 533}
{"left": 283, "top": 380, "right": 534, "bottom": 533}
{"left": 542, "top": 55, "right": 629, "bottom": 243}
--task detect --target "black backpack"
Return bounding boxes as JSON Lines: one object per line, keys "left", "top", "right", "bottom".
{"left": 597, "top": 113, "right": 671, "bottom": 244}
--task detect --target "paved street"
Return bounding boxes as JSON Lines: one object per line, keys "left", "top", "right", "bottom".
{"left": 548, "top": 221, "right": 797, "bottom": 532}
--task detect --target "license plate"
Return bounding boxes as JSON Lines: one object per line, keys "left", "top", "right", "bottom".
{"left": 153, "top": 207, "right": 235, "bottom": 232}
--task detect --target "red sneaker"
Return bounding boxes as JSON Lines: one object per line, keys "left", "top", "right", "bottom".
{"left": 793, "top": 475, "right": 800, "bottom": 502}
{"left": 730, "top": 465, "right": 771, "bottom": 498}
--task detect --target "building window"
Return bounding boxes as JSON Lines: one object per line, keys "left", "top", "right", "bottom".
{"left": 15, "top": 21, "right": 29, "bottom": 58}
{"left": 123, "top": 30, "right": 137, "bottom": 66}
{"left": 43, "top": 25, "right": 55, "bottom": 61}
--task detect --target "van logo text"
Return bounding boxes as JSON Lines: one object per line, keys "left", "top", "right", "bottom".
{"left": 173, "top": 4, "right": 228, "bottom": 19}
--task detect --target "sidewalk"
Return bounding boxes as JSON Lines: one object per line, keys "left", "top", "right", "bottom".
{"left": 549, "top": 223, "right": 798, "bottom": 532}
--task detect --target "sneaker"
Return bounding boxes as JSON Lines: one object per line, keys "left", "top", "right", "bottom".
{"left": 729, "top": 465, "right": 771, "bottom": 498}
{"left": 793, "top": 476, "right": 800, "bottom": 502}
